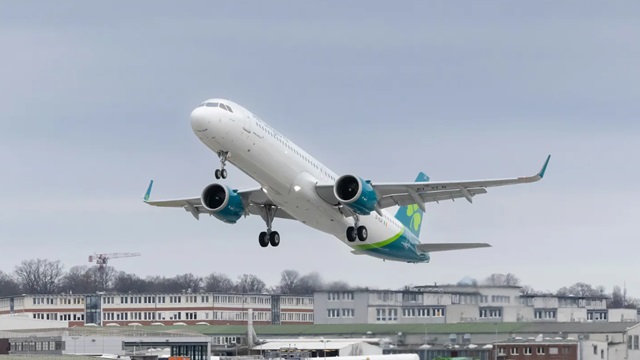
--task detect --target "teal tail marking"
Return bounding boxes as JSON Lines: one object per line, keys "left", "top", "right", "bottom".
{"left": 144, "top": 180, "right": 154, "bottom": 202}
{"left": 394, "top": 172, "right": 429, "bottom": 238}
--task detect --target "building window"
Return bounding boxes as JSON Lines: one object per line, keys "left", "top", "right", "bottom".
{"left": 403, "top": 308, "right": 415, "bottom": 317}
{"left": 480, "top": 308, "right": 502, "bottom": 318}
{"left": 376, "top": 308, "right": 387, "bottom": 322}
{"left": 498, "top": 348, "right": 505, "bottom": 355}
{"left": 534, "top": 309, "right": 557, "bottom": 319}
{"left": 327, "top": 309, "right": 340, "bottom": 318}
{"left": 549, "top": 347, "right": 558, "bottom": 355}
{"left": 341, "top": 309, "right": 354, "bottom": 318}
{"left": 524, "top": 347, "right": 532, "bottom": 355}
{"left": 389, "top": 308, "right": 398, "bottom": 321}
{"left": 510, "top": 348, "right": 518, "bottom": 355}
{"left": 491, "top": 295, "right": 510, "bottom": 303}
{"left": 635, "top": 335, "right": 639, "bottom": 350}
{"left": 537, "top": 347, "right": 545, "bottom": 355}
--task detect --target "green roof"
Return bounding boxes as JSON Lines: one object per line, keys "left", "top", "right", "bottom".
{"left": 138, "top": 323, "right": 531, "bottom": 336}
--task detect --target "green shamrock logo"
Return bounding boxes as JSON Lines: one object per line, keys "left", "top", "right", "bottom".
{"left": 406, "top": 204, "right": 421, "bottom": 232}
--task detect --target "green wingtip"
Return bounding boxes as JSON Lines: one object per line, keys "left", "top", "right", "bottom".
{"left": 144, "top": 180, "right": 154, "bottom": 201}
{"left": 538, "top": 155, "right": 551, "bottom": 178}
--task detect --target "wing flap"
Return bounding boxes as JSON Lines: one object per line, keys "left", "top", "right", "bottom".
{"left": 378, "top": 188, "right": 488, "bottom": 208}
{"left": 416, "top": 243, "right": 491, "bottom": 253}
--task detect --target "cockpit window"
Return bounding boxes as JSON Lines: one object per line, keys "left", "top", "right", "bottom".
{"left": 198, "top": 101, "right": 234, "bottom": 113}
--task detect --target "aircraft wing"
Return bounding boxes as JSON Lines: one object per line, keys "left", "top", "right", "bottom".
{"left": 142, "top": 181, "right": 295, "bottom": 221}
{"left": 316, "top": 155, "right": 550, "bottom": 211}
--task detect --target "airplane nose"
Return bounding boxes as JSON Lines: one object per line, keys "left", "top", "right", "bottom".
{"left": 190, "top": 106, "right": 208, "bottom": 130}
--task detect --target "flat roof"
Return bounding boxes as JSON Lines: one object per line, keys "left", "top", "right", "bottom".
{"left": 131, "top": 322, "right": 640, "bottom": 337}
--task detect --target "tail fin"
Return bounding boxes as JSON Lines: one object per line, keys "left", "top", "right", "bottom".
{"left": 395, "top": 172, "right": 429, "bottom": 237}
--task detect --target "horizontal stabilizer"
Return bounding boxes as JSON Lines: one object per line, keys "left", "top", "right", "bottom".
{"left": 416, "top": 243, "right": 491, "bottom": 253}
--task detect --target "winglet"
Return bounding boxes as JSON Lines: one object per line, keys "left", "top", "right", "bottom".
{"left": 143, "top": 180, "right": 154, "bottom": 202}
{"left": 538, "top": 155, "right": 551, "bottom": 179}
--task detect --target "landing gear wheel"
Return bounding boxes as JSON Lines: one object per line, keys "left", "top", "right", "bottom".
{"left": 346, "top": 226, "right": 357, "bottom": 242}
{"left": 216, "top": 151, "right": 229, "bottom": 180}
{"left": 259, "top": 232, "right": 269, "bottom": 247}
{"left": 269, "top": 231, "right": 280, "bottom": 247}
{"left": 357, "top": 226, "right": 368, "bottom": 241}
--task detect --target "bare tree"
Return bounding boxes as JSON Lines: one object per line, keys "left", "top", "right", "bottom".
{"left": 91, "top": 266, "right": 117, "bottom": 292}
{"left": 173, "top": 273, "right": 203, "bottom": 293}
{"left": 59, "top": 266, "right": 97, "bottom": 294}
{"left": 0, "top": 271, "right": 21, "bottom": 296}
{"left": 483, "top": 273, "right": 521, "bottom": 286}
{"left": 520, "top": 285, "right": 537, "bottom": 295}
{"left": 276, "top": 270, "right": 300, "bottom": 294}
{"left": 204, "top": 273, "right": 235, "bottom": 292}
{"left": 14, "top": 259, "right": 64, "bottom": 294}
{"left": 609, "top": 286, "right": 624, "bottom": 308}
{"left": 112, "top": 271, "right": 149, "bottom": 293}
{"left": 557, "top": 282, "right": 604, "bottom": 297}
{"left": 234, "top": 274, "right": 266, "bottom": 293}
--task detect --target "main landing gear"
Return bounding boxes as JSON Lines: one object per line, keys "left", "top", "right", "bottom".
{"left": 346, "top": 215, "right": 368, "bottom": 242}
{"left": 214, "top": 151, "right": 229, "bottom": 179}
{"left": 259, "top": 205, "right": 280, "bottom": 248}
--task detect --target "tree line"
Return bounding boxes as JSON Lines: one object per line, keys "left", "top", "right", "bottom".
{"left": 456, "top": 272, "right": 639, "bottom": 309}
{"left": 0, "top": 259, "right": 355, "bottom": 297}
{"left": 0, "top": 260, "right": 637, "bottom": 309}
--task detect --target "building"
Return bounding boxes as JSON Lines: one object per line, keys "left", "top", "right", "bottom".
{"left": 314, "top": 286, "right": 631, "bottom": 325}
{"left": 1, "top": 326, "right": 211, "bottom": 359}
{"left": 494, "top": 338, "right": 608, "bottom": 360}
{"left": 0, "top": 292, "right": 313, "bottom": 327}
{"left": 252, "top": 338, "right": 383, "bottom": 357}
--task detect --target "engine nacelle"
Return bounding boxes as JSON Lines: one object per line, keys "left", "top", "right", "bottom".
{"left": 333, "top": 174, "right": 379, "bottom": 215}
{"left": 200, "top": 183, "right": 245, "bottom": 224}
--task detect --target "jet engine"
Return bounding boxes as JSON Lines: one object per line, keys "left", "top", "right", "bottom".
{"left": 333, "top": 175, "right": 379, "bottom": 215}
{"left": 201, "top": 183, "right": 245, "bottom": 223}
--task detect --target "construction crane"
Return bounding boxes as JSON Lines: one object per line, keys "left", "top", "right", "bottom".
{"left": 89, "top": 252, "right": 141, "bottom": 272}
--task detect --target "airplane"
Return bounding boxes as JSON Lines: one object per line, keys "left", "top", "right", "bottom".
{"left": 143, "top": 98, "right": 550, "bottom": 263}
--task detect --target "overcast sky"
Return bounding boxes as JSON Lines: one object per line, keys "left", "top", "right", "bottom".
{"left": 1, "top": 1, "right": 639, "bottom": 296}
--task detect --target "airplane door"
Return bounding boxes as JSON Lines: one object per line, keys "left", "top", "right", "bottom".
{"left": 243, "top": 114, "right": 252, "bottom": 133}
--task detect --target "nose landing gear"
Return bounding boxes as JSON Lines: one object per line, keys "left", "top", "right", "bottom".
{"left": 215, "top": 151, "right": 229, "bottom": 179}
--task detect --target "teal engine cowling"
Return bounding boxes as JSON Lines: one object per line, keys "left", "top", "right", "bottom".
{"left": 333, "top": 175, "right": 379, "bottom": 215}
{"left": 201, "top": 184, "right": 245, "bottom": 223}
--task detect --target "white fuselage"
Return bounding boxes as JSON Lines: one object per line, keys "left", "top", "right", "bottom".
{"left": 189, "top": 99, "right": 414, "bottom": 259}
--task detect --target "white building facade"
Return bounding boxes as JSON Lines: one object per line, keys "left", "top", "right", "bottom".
{"left": 0, "top": 292, "right": 313, "bottom": 327}
{"left": 314, "top": 285, "right": 630, "bottom": 325}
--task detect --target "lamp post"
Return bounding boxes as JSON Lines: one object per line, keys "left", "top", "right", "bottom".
{"left": 321, "top": 338, "right": 330, "bottom": 359}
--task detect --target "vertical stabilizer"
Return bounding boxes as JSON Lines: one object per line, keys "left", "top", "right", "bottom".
{"left": 395, "top": 172, "right": 429, "bottom": 237}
